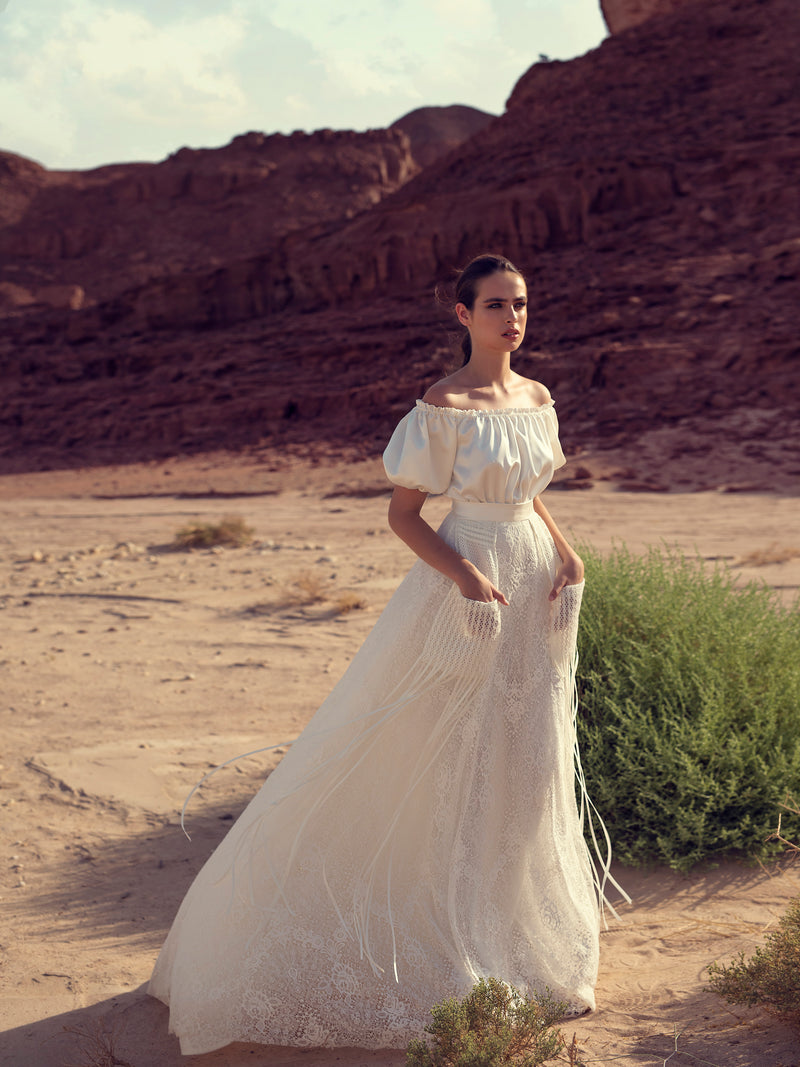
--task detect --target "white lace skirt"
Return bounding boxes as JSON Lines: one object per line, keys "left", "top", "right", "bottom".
{"left": 149, "top": 506, "right": 600, "bottom": 1053}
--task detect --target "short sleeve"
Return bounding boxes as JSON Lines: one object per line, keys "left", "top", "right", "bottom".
{"left": 383, "top": 404, "right": 458, "bottom": 495}
{"left": 546, "top": 406, "right": 567, "bottom": 470}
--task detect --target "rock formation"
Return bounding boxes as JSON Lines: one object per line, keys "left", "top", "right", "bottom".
{"left": 390, "top": 105, "right": 495, "bottom": 169}
{"left": 600, "top": 0, "right": 697, "bottom": 34}
{"left": 0, "top": 127, "right": 417, "bottom": 308}
{"left": 0, "top": 0, "right": 798, "bottom": 491}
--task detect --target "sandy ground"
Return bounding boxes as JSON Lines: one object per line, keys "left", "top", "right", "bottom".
{"left": 1, "top": 456, "right": 799, "bottom": 1067}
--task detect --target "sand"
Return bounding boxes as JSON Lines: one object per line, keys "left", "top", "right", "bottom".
{"left": 1, "top": 457, "right": 798, "bottom": 1067}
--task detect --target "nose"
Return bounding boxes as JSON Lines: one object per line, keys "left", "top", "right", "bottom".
{"left": 506, "top": 307, "right": 518, "bottom": 321}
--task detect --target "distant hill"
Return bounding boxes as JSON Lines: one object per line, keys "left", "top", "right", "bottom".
{"left": 390, "top": 105, "right": 495, "bottom": 169}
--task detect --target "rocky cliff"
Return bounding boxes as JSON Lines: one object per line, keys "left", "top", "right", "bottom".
{"left": 600, "top": 0, "right": 698, "bottom": 34}
{"left": 1, "top": 0, "right": 798, "bottom": 491}
{"left": 0, "top": 127, "right": 417, "bottom": 311}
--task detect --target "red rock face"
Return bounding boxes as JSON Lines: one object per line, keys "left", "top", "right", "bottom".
{"left": 0, "top": 128, "right": 417, "bottom": 308}
{"left": 1, "top": 0, "right": 799, "bottom": 491}
{"left": 600, "top": 0, "right": 698, "bottom": 34}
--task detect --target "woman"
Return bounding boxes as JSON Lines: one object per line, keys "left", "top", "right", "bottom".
{"left": 149, "top": 253, "right": 615, "bottom": 1054}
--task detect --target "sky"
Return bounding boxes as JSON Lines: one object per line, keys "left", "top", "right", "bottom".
{"left": 0, "top": 0, "right": 607, "bottom": 171}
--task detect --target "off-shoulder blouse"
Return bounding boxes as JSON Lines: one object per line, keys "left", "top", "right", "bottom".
{"left": 382, "top": 400, "right": 566, "bottom": 505}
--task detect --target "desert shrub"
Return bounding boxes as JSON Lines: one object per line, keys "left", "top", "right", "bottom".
{"left": 61, "top": 1019, "right": 133, "bottom": 1067}
{"left": 285, "top": 570, "right": 330, "bottom": 605}
{"left": 244, "top": 574, "right": 366, "bottom": 615}
{"left": 576, "top": 544, "right": 800, "bottom": 870}
{"left": 171, "top": 515, "right": 254, "bottom": 549}
{"left": 406, "top": 977, "right": 567, "bottom": 1067}
{"left": 707, "top": 896, "right": 800, "bottom": 1024}
{"left": 736, "top": 543, "right": 800, "bottom": 567}
{"left": 332, "top": 590, "right": 368, "bottom": 614}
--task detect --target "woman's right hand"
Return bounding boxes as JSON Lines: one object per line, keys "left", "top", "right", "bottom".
{"left": 387, "top": 488, "right": 508, "bottom": 604}
{"left": 456, "top": 561, "right": 509, "bottom": 605}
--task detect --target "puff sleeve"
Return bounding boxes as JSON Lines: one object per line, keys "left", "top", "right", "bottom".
{"left": 545, "top": 405, "right": 567, "bottom": 470}
{"left": 383, "top": 403, "right": 458, "bottom": 495}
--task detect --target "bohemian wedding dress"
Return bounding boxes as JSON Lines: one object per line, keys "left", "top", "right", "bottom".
{"left": 149, "top": 399, "right": 612, "bottom": 1055}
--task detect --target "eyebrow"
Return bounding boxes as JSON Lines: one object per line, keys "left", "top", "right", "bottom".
{"left": 481, "top": 296, "right": 527, "bottom": 303}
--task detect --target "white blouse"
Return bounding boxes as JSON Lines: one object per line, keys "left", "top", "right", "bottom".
{"left": 383, "top": 400, "right": 566, "bottom": 505}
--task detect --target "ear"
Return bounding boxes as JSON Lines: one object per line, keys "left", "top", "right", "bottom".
{"left": 455, "top": 302, "right": 471, "bottom": 327}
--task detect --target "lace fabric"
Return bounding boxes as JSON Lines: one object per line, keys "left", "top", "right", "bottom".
{"left": 149, "top": 509, "right": 605, "bottom": 1054}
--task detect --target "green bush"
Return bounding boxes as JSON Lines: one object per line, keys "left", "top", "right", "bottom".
{"left": 406, "top": 978, "right": 566, "bottom": 1067}
{"left": 707, "top": 895, "right": 800, "bottom": 1023}
{"left": 576, "top": 545, "right": 800, "bottom": 870}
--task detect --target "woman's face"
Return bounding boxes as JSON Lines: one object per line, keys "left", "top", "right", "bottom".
{"left": 456, "top": 271, "right": 528, "bottom": 356}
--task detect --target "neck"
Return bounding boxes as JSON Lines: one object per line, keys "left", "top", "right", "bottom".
{"left": 463, "top": 349, "right": 513, "bottom": 387}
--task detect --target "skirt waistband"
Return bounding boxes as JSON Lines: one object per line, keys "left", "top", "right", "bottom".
{"left": 451, "top": 499, "right": 534, "bottom": 522}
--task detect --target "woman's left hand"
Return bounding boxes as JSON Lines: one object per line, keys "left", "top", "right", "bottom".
{"left": 549, "top": 553, "right": 584, "bottom": 601}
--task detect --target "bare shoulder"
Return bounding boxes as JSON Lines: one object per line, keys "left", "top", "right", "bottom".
{"left": 422, "top": 374, "right": 468, "bottom": 409}
{"left": 422, "top": 373, "right": 553, "bottom": 410}
{"left": 514, "top": 375, "right": 553, "bottom": 407}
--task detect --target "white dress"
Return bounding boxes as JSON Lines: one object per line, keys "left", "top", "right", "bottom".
{"left": 149, "top": 400, "right": 604, "bottom": 1055}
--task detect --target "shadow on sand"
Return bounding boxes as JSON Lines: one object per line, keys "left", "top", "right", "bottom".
{"left": 2, "top": 987, "right": 406, "bottom": 1067}
{"left": 5, "top": 790, "right": 798, "bottom": 1067}
{"left": 3, "top": 795, "right": 405, "bottom": 1067}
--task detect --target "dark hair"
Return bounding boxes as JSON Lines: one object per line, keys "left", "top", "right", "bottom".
{"left": 451, "top": 254, "right": 525, "bottom": 364}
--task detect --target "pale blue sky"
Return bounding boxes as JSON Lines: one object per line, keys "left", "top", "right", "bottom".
{"left": 0, "top": 0, "right": 606, "bottom": 170}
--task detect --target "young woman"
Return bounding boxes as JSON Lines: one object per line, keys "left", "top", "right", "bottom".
{"left": 149, "top": 253, "right": 615, "bottom": 1054}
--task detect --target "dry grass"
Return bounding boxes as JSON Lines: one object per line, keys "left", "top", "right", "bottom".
{"left": 286, "top": 570, "right": 331, "bottom": 606}
{"left": 244, "top": 570, "right": 333, "bottom": 614}
{"left": 561, "top": 1033, "right": 585, "bottom": 1065}
{"left": 657, "top": 1027, "right": 721, "bottom": 1067}
{"left": 61, "top": 1019, "right": 133, "bottom": 1067}
{"left": 332, "top": 590, "right": 368, "bottom": 614}
{"left": 245, "top": 579, "right": 367, "bottom": 616}
{"left": 766, "top": 796, "right": 800, "bottom": 862}
{"left": 735, "top": 543, "right": 800, "bottom": 567}
{"left": 270, "top": 572, "right": 368, "bottom": 615}
{"left": 171, "top": 515, "right": 254, "bottom": 549}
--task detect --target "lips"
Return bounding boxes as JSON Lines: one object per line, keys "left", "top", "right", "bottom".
{"left": 503, "top": 330, "right": 519, "bottom": 338}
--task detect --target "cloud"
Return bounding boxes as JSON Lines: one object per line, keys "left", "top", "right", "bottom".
{"left": 0, "top": 0, "right": 302, "bottom": 165}
{"left": 69, "top": 9, "right": 246, "bottom": 103}
{"left": 0, "top": 0, "right": 606, "bottom": 169}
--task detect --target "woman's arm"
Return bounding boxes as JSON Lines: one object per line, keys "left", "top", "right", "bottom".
{"left": 534, "top": 495, "right": 585, "bottom": 601}
{"left": 388, "top": 486, "right": 509, "bottom": 604}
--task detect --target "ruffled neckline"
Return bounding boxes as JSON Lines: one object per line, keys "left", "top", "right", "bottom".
{"left": 415, "top": 399, "right": 555, "bottom": 417}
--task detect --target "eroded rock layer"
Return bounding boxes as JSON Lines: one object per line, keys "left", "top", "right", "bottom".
{"left": 0, "top": 127, "right": 417, "bottom": 310}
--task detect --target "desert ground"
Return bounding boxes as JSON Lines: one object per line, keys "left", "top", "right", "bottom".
{"left": 1, "top": 455, "right": 799, "bottom": 1067}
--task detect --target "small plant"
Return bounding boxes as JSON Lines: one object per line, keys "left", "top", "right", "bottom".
{"left": 286, "top": 570, "right": 331, "bottom": 606}
{"left": 707, "top": 896, "right": 800, "bottom": 1025}
{"left": 333, "top": 590, "right": 368, "bottom": 614}
{"left": 171, "top": 515, "right": 254, "bottom": 549}
{"left": 406, "top": 977, "right": 568, "bottom": 1067}
{"left": 61, "top": 1019, "right": 133, "bottom": 1067}
{"left": 735, "top": 543, "right": 800, "bottom": 567}
{"left": 767, "top": 797, "right": 800, "bottom": 861}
